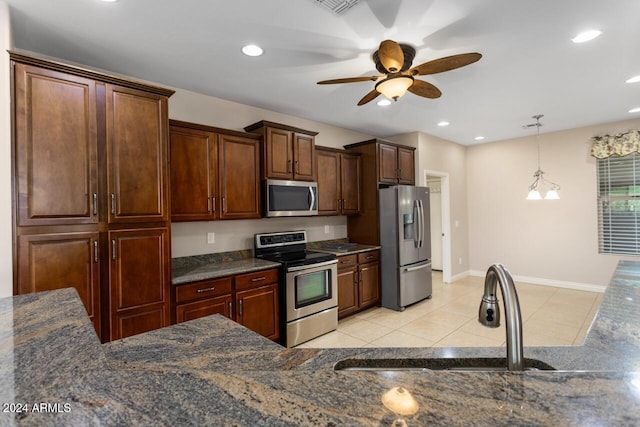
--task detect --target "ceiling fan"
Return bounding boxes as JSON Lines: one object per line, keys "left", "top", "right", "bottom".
{"left": 317, "top": 40, "right": 482, "bottom": 105}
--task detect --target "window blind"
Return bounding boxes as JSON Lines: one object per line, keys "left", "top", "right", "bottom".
{"left": 597, "top": 153, "right": 640, "bottom": 254}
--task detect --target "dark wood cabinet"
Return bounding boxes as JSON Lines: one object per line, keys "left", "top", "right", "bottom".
{"left": 14, "top": 64, "right": 99, "bottom": 227}
{"left": 336, "top": 251, "right": 380, "bottom": 319}
{"left": 316, "top": 147, "right": 361, "bottom": 216}
{"left": 10, "top": 51, "right": 174, "bottom": 342}
{"left": 244, "top": 120, "right": 317, "bottom": 181}
{"left": 106, "top": 85, "right": 169, "bottom": 224}
{"left": 169, "top": 120, "right": 261, "bottom": 221}
{"left": 344, "top": 139, "right": 416, "bottom": 245}
{"left": 108, "top": 227, "right": 170, "bottom": 341}
{"left": 17, "top": 231, "right": 101, "bottom": 332}
{"left": 174, "top": 269, "right": 280, "bottom": 341}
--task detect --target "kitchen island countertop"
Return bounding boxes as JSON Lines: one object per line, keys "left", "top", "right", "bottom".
{"left": 2, "top": 261, "right": 640, "bottom": 425}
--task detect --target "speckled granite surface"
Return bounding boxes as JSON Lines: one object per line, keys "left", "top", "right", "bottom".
{"left": 172, "top": 250, "right": 280, "bottom": 284}
{"left": 307, "top": 239, "right": 381, "bottom": 255}
{"left": 3, "top": 261, "right": 640, "bottom": 425}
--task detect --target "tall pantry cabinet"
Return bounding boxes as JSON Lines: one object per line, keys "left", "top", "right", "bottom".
{"left": 10, "top": 51, "right": 175, "bottom": 342}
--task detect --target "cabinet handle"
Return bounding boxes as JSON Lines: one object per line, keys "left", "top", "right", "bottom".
{"left": 365, "top": 255, "right": 374, "bottom": 260}
{"left": 93, "top": 240, "right": 99, "bottom": 263}
{"left": 212, "top": 197, "right": 216, "bottom": 213}
{"left": 251, "top": 276, "right": 266, "bottom": 282}
{"left": 111, "top": 239, "right": 116, "bottom": 260}
{"left": 287, "top": 159, "right": 292, "bottom": 173}
{"left": 110, "top": 194, "right": 116, "bottom": 214}
{"left": 93, "top": 193, "right": 98, "bottom": 216}
{"left": 229, "top": 302, "right": 233, "bottom": 319}
{"left": 239, "top": 299, "right": 243, "bottom": 317}
{"left": 353, "top": 271, "right": 359, "bottom": 282}
{"left": 338, "top": 199, "right": 342, "bottom": 211}
{"left": 196, "top": 287, "right": 215, "bottom": 293}
{"left": 207, "top": 197, "right": 211, "bottom": 214}
{"left": 396, "top": 168, "right": 400, "bottom": 179}
{"left": 295, "top": 160, "right": 299, "bottom": 173}
{"left": 222, "top": 197, "right": 226, "bottom": 213}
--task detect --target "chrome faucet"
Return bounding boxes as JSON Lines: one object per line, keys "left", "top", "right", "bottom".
{"left": 478, "top": 264, "right": 524, "bottom": 371}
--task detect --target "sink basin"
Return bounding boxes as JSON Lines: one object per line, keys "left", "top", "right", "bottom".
{"left": 333, "top": 357, "right": 555, "bottom": 372}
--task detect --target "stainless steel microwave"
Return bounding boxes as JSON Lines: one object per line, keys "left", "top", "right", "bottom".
{"left": 265, "top": 179, "right": 318, "bottom": 217}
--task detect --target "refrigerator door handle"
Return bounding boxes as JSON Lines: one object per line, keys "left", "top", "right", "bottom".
{"left": 404, "top": 261, "right": 432, "bottom": 272}
{"left": 413, "top": 200, "right": 420, "bottom": 248}
{"left": 419, "top": 199, "right": 425, "bottom": 248}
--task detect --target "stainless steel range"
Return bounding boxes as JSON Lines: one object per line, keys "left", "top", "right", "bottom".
{"left": 255, "top": 231, "right": 338, "bottom": 347}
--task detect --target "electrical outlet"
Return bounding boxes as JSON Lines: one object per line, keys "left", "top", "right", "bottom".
{"left": 207, "top": 232, "right": 215, "bottom": 244}
{"left": 458, "top": 257, "right": 462, "bottom": 265}
{"left": 324, "top": 225, "right": 330, "bottom": 234}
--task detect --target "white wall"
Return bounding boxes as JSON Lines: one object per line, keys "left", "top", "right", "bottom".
{"left": 168, "top": 88, "right": 374, "bottom": 257}
{"left": 0, "top": 1, "right": 13, "bottom": 298}
{"left": 389, "top": 131, "right": 469, "bottom": 280}
{"left": 467, "top": 117, "right": 640, "bottom": 289}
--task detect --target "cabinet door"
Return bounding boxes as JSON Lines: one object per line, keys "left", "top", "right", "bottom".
{"left": 108, "top": 227, "right": 170, "bottom": 340}
{"left": 397, "top": 147, "right": 415, "bottom": 185}
{"left": 316, "top": 150, "right": 340, "bottom": 215}
{"left": 358, "top": 261, "right": 380, "bottom": 309}
{"left": 378, "top": 144, "right": 399, "bottom": 184}
{"left": 264, "top": 127, "right": 293, "bottom": 179}
{"left": 293, "top": 133, "right": 315, "bottom": 181}
{"left": 337, "top": 266, "right": 359, "bottom": 318}
{"left": 340, "top": 153, "right": 361, "bottom": 215}
{"left": 17, "top": 232, "right": 101, "bottom": 336}
{"left": 235, "top": 284, "right": 279, "bottom": 341}
{"left": 170, "top": 126, "right": 217, "bottom": 221}
{"left": 176, "top": 294, "right": 232, "bottom": 323}
{"left": 106, "top": 85, "right": 168, "bottom": 223}
{"left": 219, "top": 133, "right": 261, "bottom": 219}
{"left": 14, "top": 64, "right": 98, "bottom": 226}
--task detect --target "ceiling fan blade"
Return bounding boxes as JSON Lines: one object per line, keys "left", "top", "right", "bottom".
{"left": 317, "top": 76, "right": 379, "bottom": 85}
{"left": 409, "top": 52, "right": 482, "bottom": 76}
{"left": 378, "top": 40, "right": 404, "bottom": 73}
{"left": 408, "top": 80, "right": 442, "bottom": 99}
{"left": 357, "top": 90, "right": 381, "bottom": 106}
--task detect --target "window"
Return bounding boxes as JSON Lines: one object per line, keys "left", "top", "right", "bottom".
{"left": 597, "top": 153, "right": 640, "bottom": 254}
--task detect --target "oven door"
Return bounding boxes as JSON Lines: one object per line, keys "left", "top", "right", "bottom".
{"left": 285, "top": 259, "right": 338, "bottom": 322}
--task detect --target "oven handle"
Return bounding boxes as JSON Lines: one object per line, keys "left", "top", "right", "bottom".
{"left": 287, "top": 259, "right": 338, "bottom": 272}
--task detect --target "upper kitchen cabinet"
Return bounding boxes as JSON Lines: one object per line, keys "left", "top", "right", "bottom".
{"left": 106, "top": 85, "right": 169, "bottom": 224}
{"left": 347, "top": 139, "right": 416, "bottom": 185}
{"left": 315, "top": 147, "right": 361, "bottom": 216}
{"left": 169, "top": 120, "right": 261, "bottom": 221}
{"left": 244, "top": 120, "right": 318, "bottom": 181}
{"left": 13, "top": 63, "right": 99, "bottom": 227}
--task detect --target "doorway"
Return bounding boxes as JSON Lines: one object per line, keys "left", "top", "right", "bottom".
{"left": 425, "top": 171, "right": 452, "bottom": 283}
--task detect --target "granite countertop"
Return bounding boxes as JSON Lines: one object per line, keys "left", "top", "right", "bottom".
{"left": 307, "top": 239, "right": 381, "bottom": 255}
{"left": 2, "top": 261, "right": 640, "bottom": 425}
{"left": 171, "top": 250, "right": 280, "bottom": 285}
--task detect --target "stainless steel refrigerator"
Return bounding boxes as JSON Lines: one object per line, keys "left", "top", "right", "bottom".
{"left": 379, "top": 185, "right": 432, "bottom": 311}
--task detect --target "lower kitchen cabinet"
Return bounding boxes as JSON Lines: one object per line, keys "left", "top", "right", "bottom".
{"left": 337, "top": 250, "right": 380, "bottom": 319}
{"left": 108, "top": 227, "right": 171, "bottom": 341}
{"left": 174, "top": 268, "right": 280, "bottom": 341}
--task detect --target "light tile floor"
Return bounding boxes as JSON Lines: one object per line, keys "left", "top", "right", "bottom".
{"left": 295, "top": 272, "right": 603, "bottom": 349}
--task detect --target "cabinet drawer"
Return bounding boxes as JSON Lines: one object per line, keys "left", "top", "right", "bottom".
{"left": 235, "top": 268, "right": 279, "bottom": 291}
{"left": 337, "top": 254, "right": 357, "bottom": 270}
{"left": 358, "top": 251, "right": 380, "bottom": 264}
{"left": 175, "top": 277, "right": 233, "bottom": 303}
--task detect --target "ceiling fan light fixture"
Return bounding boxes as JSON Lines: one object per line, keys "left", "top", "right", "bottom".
{"left": 241, "top": 44, "right": 263, "bottom": 57}
{"left": 437, "top": 121, "right": 450, "bottom": 127}
{"left": 375, "top": 75, "right": 414, "bottom": 101}
{"left": 377, "top": 99, "right": 392, "bottom": 106}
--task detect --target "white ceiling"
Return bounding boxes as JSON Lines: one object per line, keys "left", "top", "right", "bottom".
{"left": 5, "top": 0, "right": 640, "bottom": 145}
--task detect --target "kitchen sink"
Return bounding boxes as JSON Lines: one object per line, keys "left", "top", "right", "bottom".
{"left": 333, "top": 357, "right": 556, "bottom": 372}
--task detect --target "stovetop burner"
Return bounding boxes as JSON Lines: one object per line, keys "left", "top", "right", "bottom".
{"left": 254, "top": 231, "right": 336, "bottom": 269}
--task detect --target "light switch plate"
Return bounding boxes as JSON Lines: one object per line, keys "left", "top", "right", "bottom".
{"left": 207, "top": 232, "right": 215, "bottom": 244}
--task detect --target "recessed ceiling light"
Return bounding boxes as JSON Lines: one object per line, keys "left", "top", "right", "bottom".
{"left": 474, "top": 136, "right": 485, "bottom": 141}
{"left": 242, "top": 44, "right": 263, "bottom": 57}
{"left": 377, "top": 99, "right": 392, "bottom": 106}
{"left": 437, "top": 121, "right": 450, "bottom": 127}
{"left": 100, "top": 0, "right": 119, "bottom": 2}
{"left": 571, "top": 30, "right": 602, "bottom": 43}
{"left": 626, "top": 76, "right": 640, "bottom": 84}
{"left": 629, "top": 107, "right": 640, "bottom": 114}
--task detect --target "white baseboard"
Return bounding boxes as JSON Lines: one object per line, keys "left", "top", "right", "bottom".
{"left": 467, "top": 270, "right": 606, "bottom": 293}
{"left": 448, "top": 270, "right": 470, "bottom": 283}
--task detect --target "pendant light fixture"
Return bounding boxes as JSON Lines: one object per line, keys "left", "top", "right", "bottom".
{"left": 525, "top": 114, "right": 560, "bottom": 200}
